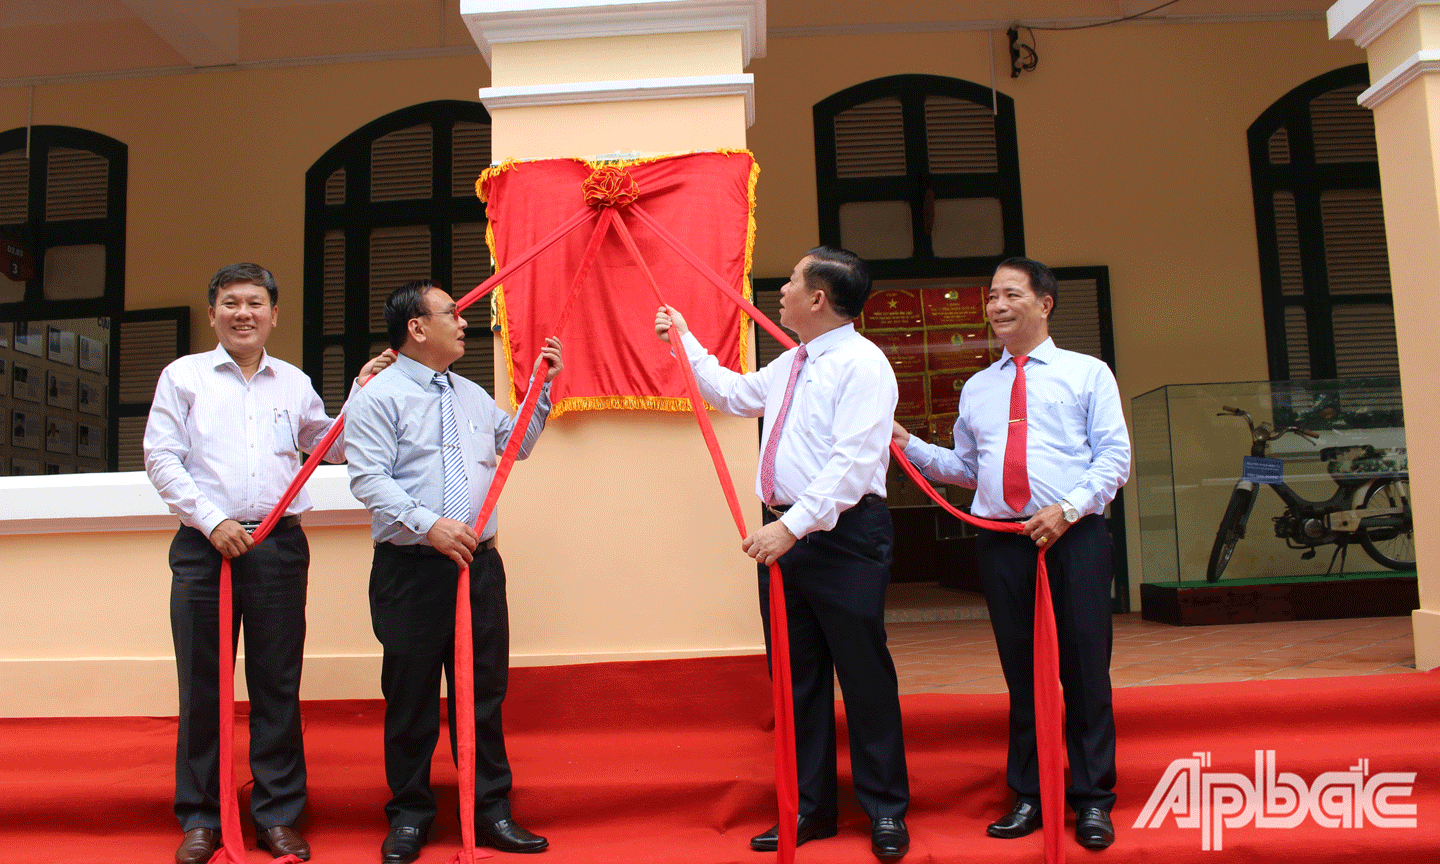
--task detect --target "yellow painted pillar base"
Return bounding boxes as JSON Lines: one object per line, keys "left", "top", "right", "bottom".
{"left": 1331, "top": 2, "right": 1440, "bottom": 669}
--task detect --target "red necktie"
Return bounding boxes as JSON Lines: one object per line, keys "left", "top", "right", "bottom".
{"left": 1003, "top": 355, "right": 1031, "bottom": 513}
{"left": 760, "top": 344, "right": 808, "bottom": 505}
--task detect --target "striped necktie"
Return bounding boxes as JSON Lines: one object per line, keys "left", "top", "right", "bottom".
{"left": 759, "top": 344, "right": 808, "bottom": 505}
{"left": 433, "top": 372, "right": 470, "bottom": 524}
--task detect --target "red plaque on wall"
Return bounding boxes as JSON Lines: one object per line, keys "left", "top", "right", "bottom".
{"left": 928, "top": 370, "right": 969, "bottom": 411}
{"left": 921, "top": 285, "right": 987, "bottom": 327}
{"left": 866, "top": 329, "right": 926, "bottom": 374}
{"left": 925, "top": 328, "right": 993, "bottom": 371}
{"left": 896, "top": 375, "right": 927, "bottom": 417}
{"left": 863, "top": 289, "right": 925, "bottom": 330}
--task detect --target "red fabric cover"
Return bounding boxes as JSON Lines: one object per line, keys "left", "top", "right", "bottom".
{"left": 479, "top": 152, "right": 757, "bottom": 415}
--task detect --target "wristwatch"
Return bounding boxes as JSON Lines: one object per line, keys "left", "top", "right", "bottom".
{"left": 1060, "top": 500, "right": 1080, "bottom": 524}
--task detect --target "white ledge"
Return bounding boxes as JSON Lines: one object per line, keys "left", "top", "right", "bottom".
{"left": 478, "top": 72, "right": 755, "bottom": 126}
{"left": 461, "top": 0, "right": 766, "bottom": 67}
{"left": 1358, "top": 49, "right": 1440, "bottom": 106}
{"left": 1329, "top": 0, "right": 1439, "bottom": 47}
{"left": 0, "top": 465, "right": 368, "bottom": 536}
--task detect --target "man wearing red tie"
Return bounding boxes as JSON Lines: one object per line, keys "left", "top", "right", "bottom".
{"left": 655, "top": 247, "right": 910, "bottom": 861}
{"left": 894, "top": 257, "right": 1130, "bottom": 850}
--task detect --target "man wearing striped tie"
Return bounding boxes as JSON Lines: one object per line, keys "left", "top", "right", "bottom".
{"left": 346, "top": 280, "right": 562, "bottom": 864}
{"left": 893, "top": 257, "right": 1130, "bottom": 850}
{"left": 655, "top": 248, "right": 911, "bottom": 861}
{"left": 145, "top": 262, "right": 394, "bottom": 864}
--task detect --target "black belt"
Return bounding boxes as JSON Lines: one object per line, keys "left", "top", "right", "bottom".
{"left": 766, "top": 492, "right": 883, "bottom": 520}
{"left": 376, "top": 537, "right": 497, "bottom": 558}
{"left": 236, "top": 515, "right": 301, "bottom": 532}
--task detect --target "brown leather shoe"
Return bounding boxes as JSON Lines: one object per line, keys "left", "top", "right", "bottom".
{"left": 257, "top": 825, "right": 311, "bottom": 861}
{"left": 175, "top": 828, "right": 220, "bottom": 864}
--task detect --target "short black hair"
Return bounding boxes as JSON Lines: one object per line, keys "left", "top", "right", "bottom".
{"left": 384, "top": 279, "right": 444, "bottom": 351}
{"left": 208, "top": 263, "right": 278, "bottom": 307}
{"left": 803, "top": 246, "right": 872, "bottom": 319}
{"left": 996, "top": 256, "right": 1059, "bottom": 314}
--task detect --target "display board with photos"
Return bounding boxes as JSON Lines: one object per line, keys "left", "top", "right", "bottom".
{"left": 858, "top": 278, "right": 998, "bottom": 450}
{"left": 2, "top": 317, "right": 110, "bottom": 476}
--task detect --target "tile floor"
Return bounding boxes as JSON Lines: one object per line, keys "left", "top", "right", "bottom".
{"left": 884, "top": 582, "right": 1419, "bottom": 696}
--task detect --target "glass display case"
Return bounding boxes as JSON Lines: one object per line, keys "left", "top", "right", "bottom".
{"left": 1134, "top": 378, "right": 1410, "bottom": 586}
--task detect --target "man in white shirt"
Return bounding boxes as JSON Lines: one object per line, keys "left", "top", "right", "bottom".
{"left": 655, "top": 247, "right": 910, "bottom": 861}
{"left": 895, "top": 257, "right": 1130, "bottom": 850}
{"left": 145, "top": 263, "right": 391, "bottom": 864}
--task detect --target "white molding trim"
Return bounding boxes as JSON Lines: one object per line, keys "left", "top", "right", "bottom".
{"left": 478, "top": 72, "right": 755, "bottom": 126}
{"left": 1358, "top": 48, "right": 1440, "bottom": 106}
{"left": 0, "top": 465, "right": 368, "bottom": 536}
{"left": 1329, "top": 0, "right": 1440, "bottom": 47}
{"left": 771, "top": 12, "right": 1323, "bottom": 38}
{"left": 461, "top": 0, "right": 766, "bottom": 67}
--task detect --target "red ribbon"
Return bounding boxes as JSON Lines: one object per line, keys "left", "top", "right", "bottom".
{"left": 212, "top": 165, "right": 1063, "bottom": 864}
{"left": 633, "top": 200, "right": 1066, "bottom": 864}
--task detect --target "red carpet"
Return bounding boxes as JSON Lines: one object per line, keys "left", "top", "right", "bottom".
{"left": 3, "top": 656, "right": 1438, "bottom": 863}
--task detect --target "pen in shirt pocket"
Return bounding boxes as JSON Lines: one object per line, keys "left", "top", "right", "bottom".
{"left": 273, "top": 408, "right": 298, "bottom": 448}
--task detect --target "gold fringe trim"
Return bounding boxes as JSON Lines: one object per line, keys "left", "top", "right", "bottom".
{"left": 483, "top": 149, "right": 761, "bottom": 411}
{"left": 551, "top": 394, "right": 714, "bottom": 419}
{"left": 486, "top": 216, "right": 522, "bottom": 412}
{"left": 476, "top": 159, "right": 523, "bottom": 202}
{"left": 738, "top": 153, "right": 760, "bottom": 374}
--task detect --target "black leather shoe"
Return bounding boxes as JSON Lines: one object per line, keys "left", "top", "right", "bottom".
{"left": 749, "top": 814, "right": 839, "bottom": 852}
{"left": 871, "top": 817, "right": 909, "bottom": 860}
{"left": 1076, "top": 808, "right": 1115, "bottom": 849}
{"left": 380, "top": 825, "right": 427, "bottom": 864}
{"left": 477, "top": 818, "right": 548, "bottom": 853}
{"left": 986, "top": 801, "right": 1042, "bottom": 839}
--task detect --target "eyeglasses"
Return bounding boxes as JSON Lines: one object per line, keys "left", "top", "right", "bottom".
{"left": 417, "top": 305, "right": 461, "bottom": 323}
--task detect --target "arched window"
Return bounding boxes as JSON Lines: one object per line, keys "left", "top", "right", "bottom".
{"left": 812, "top": 74, "right": 1024, "bottom": 279}
{"left": 0, "top": 126, "right": 184, "bottom": 474}
{"left": 303, "top": 100, "right": 494, "bottom": 412}
{"left": 1248, "top": 64, "right": 1394, "bottom": 382}
{"left": 792, "top": 75, "right": 1127, "bottom": 606}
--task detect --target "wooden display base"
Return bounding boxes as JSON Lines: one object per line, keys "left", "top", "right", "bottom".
{"left": 1141, "top": 572, "right": 1418, "bottom": 626}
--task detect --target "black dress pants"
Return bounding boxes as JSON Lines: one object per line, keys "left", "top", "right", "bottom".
{"left": 169, "top": 522, "right": 310, "bottom": 832}
{"left": 369, "top": 544, "right": 513, "bottom": 830}
{"left": 977, "top": 514, "right": 1117, "bottom": 812}
{"left": 758, "top": 498, "right": 910, "bottom": 822}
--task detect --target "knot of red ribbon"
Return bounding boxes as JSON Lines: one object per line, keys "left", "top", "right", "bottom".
{"left": 581, "top": 166, "right": 641, "bottom": 209}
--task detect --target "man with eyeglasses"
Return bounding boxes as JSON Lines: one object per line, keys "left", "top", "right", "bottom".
{"left": 345, "top": 280, "right": 563, "bottom": 864}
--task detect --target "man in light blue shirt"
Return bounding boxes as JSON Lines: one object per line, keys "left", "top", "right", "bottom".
{"left": 894, "top": 257, "right": 1130, "bottom": 850}
{"left": 346, "top": 280, "right": 561, "bottom": 863}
